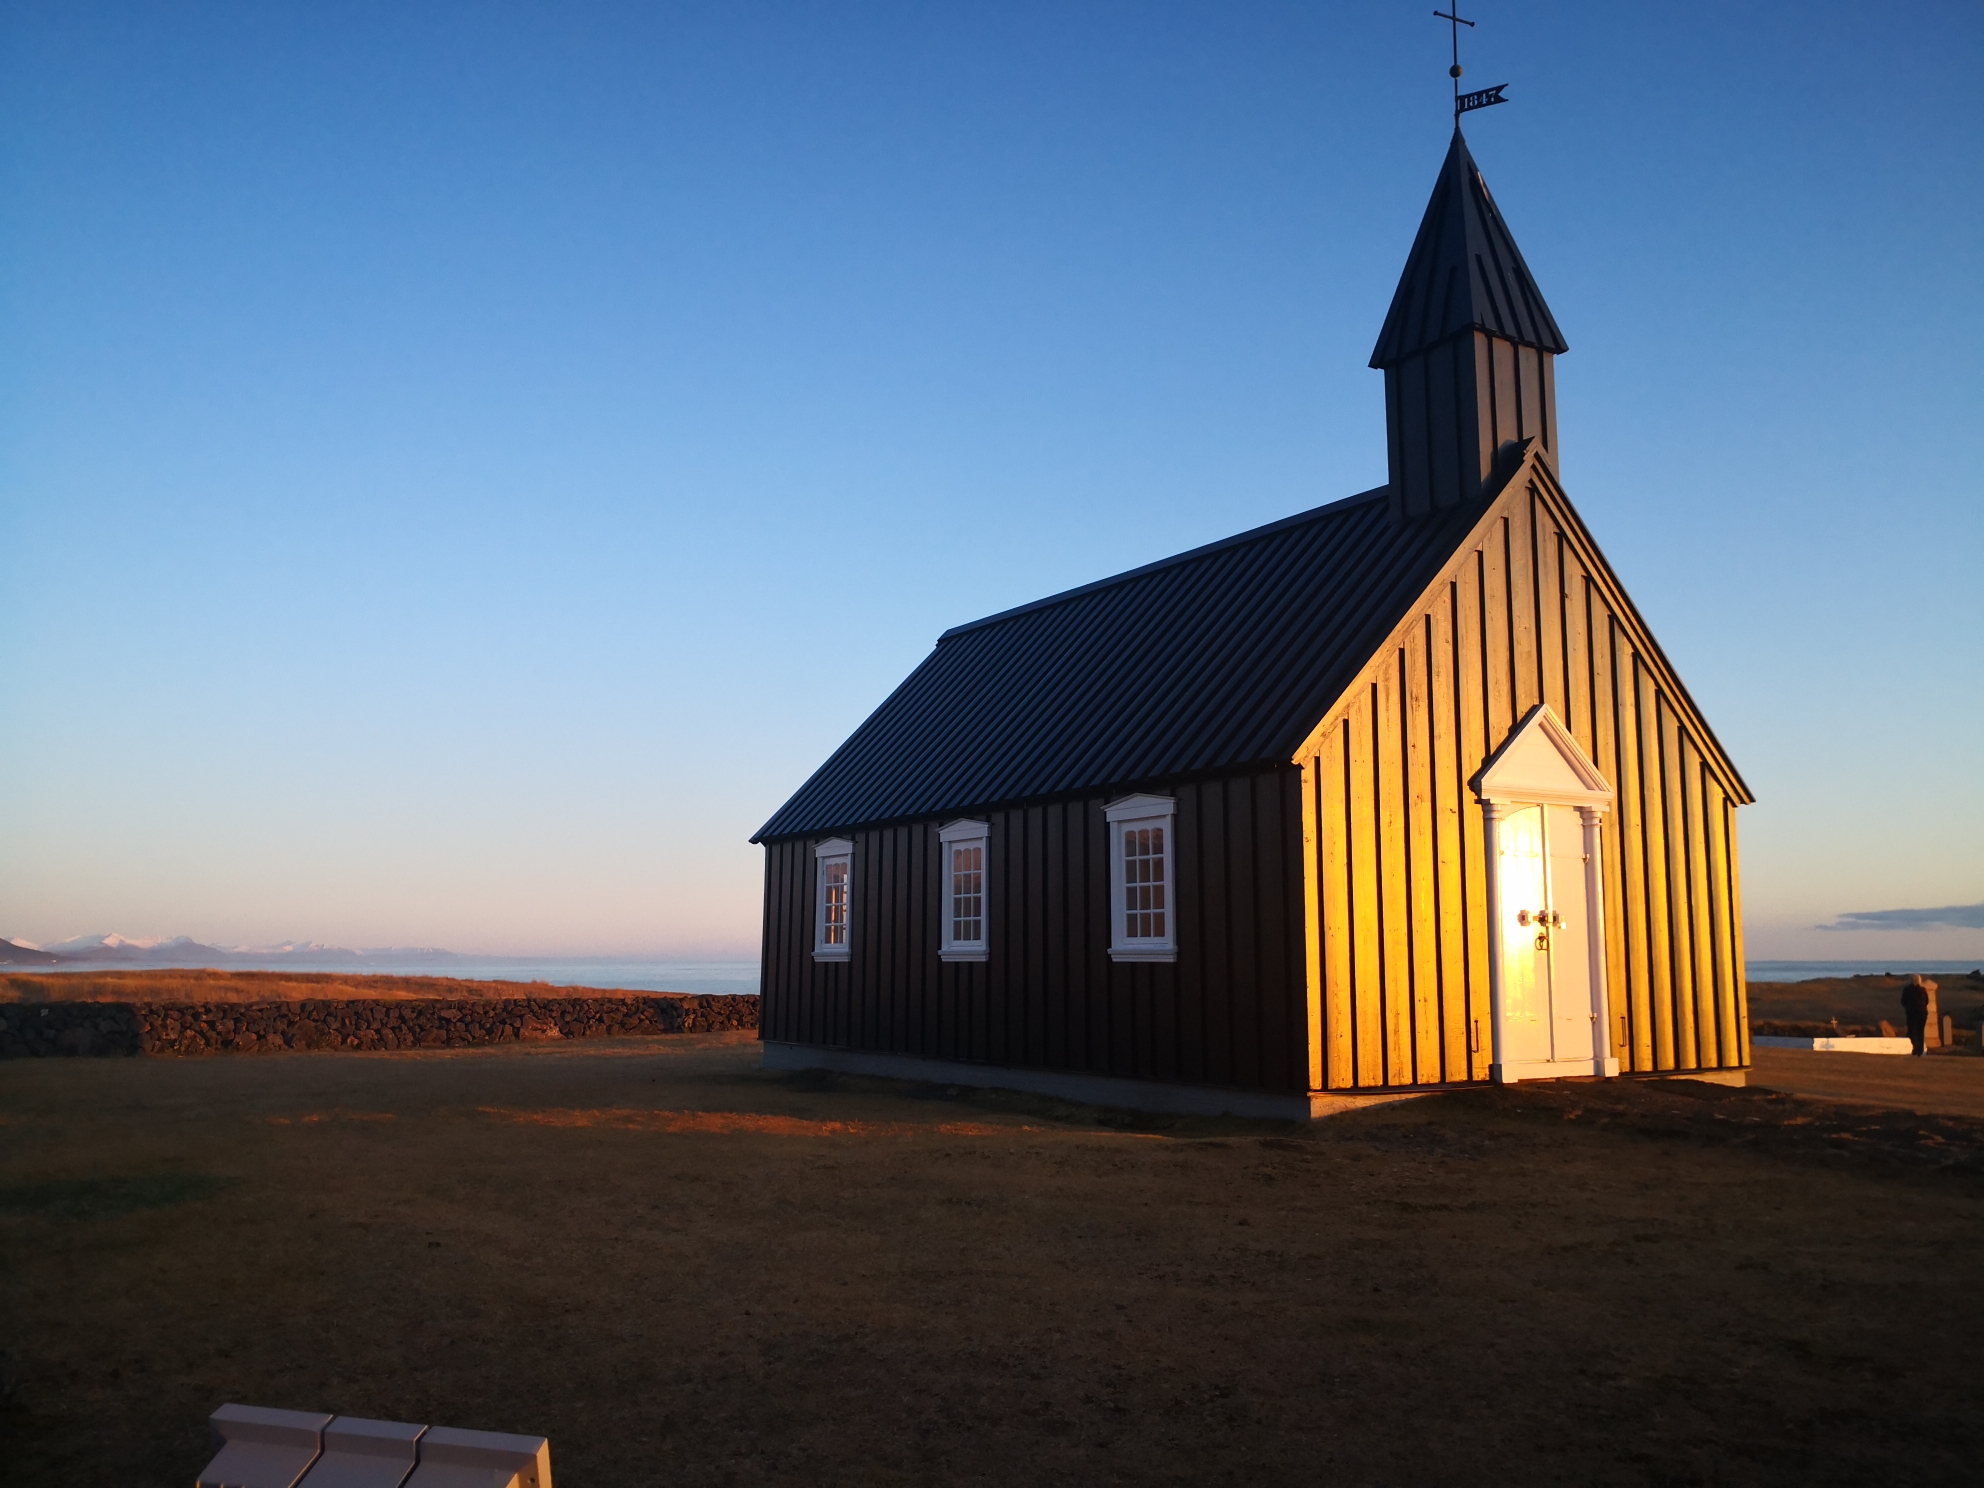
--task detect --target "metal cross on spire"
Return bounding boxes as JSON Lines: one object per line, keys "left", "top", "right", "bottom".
{"left": 1433, "top": 6, "right": 1509, "bottom": 122}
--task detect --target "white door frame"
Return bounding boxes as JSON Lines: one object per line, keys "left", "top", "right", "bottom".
{"left": 1471, "top": 706, "right": 1621, "bottom": 1086}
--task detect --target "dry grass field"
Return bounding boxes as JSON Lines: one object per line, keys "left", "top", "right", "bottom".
{"left": 5, "top": 1037, "right": 1981, "bottom": 1487}
{"left": 0, "top": 969, "right": 666, "bottom": 1005}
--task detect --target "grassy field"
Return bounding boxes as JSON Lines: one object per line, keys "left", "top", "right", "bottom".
{"left": 0, "top": 969, "right": 685, "bottom": 1005}
{"left": 4, "top": 1038, "right": 1982, "bottom": 1486}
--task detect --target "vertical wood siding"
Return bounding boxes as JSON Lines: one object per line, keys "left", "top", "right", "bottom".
{"left": 757, "top": 767, "right": 1310, "bottom": 1095}
{"left": 1294, "top": 472, "right": 1749, "bottom": 1089}
{"left": 1384, "top": 333, "right": 1560, "bottom": 519}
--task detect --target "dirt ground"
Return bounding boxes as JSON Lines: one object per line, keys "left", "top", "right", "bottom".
{"left": 1753, "top": 1044, "right": 1984, "bottom": 1119}
{"left": 4, "top": 1038, "right": 1980, "bottom": 1488}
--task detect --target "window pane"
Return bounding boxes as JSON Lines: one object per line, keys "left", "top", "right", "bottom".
{"left": 1122, "top": 819, "right": 1168, "bottom": 942}
{"left": 949, "top": 841, "right": 985, "bottom": 945}
{"left": 823, "top": 859, "right": 848, "bottom": 946}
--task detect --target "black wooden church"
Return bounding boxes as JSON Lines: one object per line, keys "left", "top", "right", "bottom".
{"left": 752, "top": 129, "right": 1752, "bottom": 1118}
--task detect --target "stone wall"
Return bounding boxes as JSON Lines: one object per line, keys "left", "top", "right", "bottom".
{"left": 0, "top": 995, "right": 759, "bottom": 1059}
{"left": 1, "top": 1002, "right": 144, "bottom": 1057}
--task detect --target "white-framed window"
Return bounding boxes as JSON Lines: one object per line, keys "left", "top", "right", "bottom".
{"left": 813, "top": 838, "right": 853, "bottom": 961}
{"left": 1105, "top": 794, "right": 1177, "bottom": 962}
{"left": 938, "top": 819, "right": 990, "bottom": 962}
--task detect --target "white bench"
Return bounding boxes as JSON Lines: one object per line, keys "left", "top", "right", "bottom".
{"left": 296, "top": 1417, "right": 426, "bottom": 1488}
{"left": 404, "top": 1427, "right": 553, "bottom": 1488}
{"left": 197, "top": 1405, "right": 550, "bottom": 1488}
{"left": 197, "top": 1405, "right": 330, "bottom": 1488}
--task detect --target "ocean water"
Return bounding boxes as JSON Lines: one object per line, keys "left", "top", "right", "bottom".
{"left": 1746, "top": 959, "right": 1983, "bottom": 983}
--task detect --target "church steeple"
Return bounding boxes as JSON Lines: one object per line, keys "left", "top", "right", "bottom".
{"left": 1372, "top": 129, "right": 1567, "bottom": 520}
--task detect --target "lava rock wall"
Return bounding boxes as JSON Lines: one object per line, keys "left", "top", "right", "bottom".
{"left": 0, "top": 995, "right": 759, "bottom": 1058}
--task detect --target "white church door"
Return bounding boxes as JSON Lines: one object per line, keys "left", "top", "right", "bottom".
{"left": 1496, "top": 804, "right": 1596, "bottom": 1065}
{"left": 1496, "top": 805, "right": 1555, "bottom": 1064}
{"left": 1543, "top": 804, "right": 1596, "bottom": 1062}
{"left": 1475, "top": 705, "right": 1621, "bottom": 1085}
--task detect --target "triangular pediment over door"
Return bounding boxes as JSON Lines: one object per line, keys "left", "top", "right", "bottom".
{"left": 1470, "top": 704, "right": 1614, "bottom": 808}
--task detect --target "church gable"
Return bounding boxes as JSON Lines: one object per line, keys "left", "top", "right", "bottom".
{"left": 1293, "top": 441, "right": 1752, "bottom": 1093}
{"left": 1297, "top": 441, "right": 1748, "bottom": 803}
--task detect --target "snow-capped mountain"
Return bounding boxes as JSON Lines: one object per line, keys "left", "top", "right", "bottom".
{"left": 0, "top": 937, "right": 62, "bottom": 965}
{"left": 14, "top": 934, "right": 469, "bottom": 968}
{"left": 42, "top": 932, "right": 210, "bottom": 957}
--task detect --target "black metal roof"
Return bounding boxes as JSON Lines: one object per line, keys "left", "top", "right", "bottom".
{"left": 754, "top": 488, "right": 1486, "bottom": 841}
{"left": 1369, "top": 128, "right": 1567, "bottom": 367}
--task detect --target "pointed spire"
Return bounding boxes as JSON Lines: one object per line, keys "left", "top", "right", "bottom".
{"left": 1373, "top": 130, "right": 1568, "bottom": 521}
{"left": 1370, "top": 129, "right": 1566, "bottom": 369}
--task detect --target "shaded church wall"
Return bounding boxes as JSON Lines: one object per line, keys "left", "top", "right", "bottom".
{"left": 758, "top": 767, "right": 1310, "bottom": 1095}
{"left": 1295, "top": 468, "right": 1749, "bottom": 1090}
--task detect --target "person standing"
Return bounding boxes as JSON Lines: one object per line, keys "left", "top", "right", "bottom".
{"left": 1900, "top": 975, "right": 1933, "bottom": 1057}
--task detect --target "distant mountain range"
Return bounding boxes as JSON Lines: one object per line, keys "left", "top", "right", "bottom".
{"left": 0, "top": 933, "right": 470, "bottom": 970}
{"left": 0, "top": 939, "right": 63, "bottom": 966}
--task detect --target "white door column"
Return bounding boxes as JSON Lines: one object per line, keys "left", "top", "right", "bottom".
{"left": 1579, "top": 805, "right": 1621, "bottom": 1077}
{"left": 1482, "top": 799, "right": 1514, "bottom": 1085}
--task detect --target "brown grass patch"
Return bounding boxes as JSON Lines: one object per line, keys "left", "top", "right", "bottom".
{"left": 473, "top": 1105, "right": 1039, "bottom": 1138}
{"left": 1, "top": 968, "right": 681, "bottom": 1005}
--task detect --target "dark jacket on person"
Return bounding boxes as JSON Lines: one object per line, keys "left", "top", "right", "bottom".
{"left": 1900, "top": 984, "right": 1930, "bottom": 1018}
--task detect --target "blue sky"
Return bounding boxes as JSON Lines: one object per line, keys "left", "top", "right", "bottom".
{"left": 3, "top": 1, "right": 1978, "bottom": 960}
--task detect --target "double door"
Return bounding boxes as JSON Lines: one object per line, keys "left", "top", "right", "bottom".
{"left": 1496, "top": 803, "right": 1598, "bottom": 1067}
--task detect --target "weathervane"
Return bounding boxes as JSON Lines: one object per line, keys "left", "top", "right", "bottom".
{"left": 1434, "top": 6, "right": 1509, "bottom": 122}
